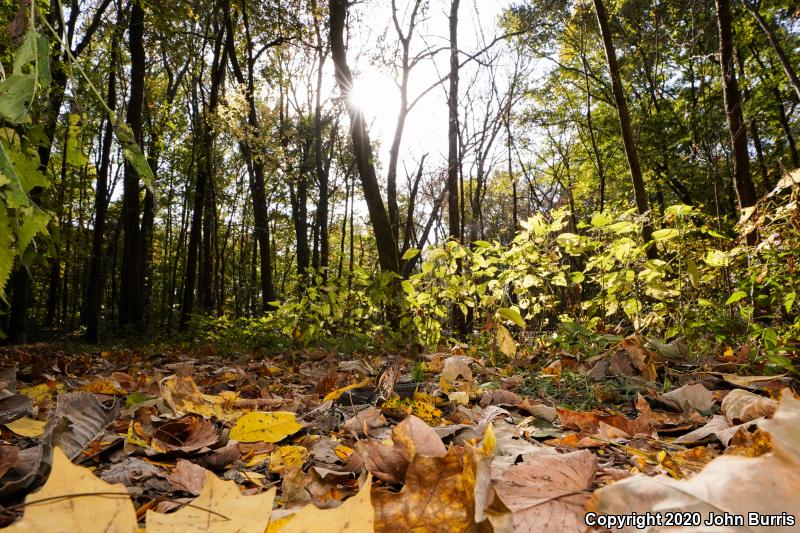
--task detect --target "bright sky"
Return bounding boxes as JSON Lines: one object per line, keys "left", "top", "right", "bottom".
{"left": 342, "top": 0, "right": 513, "bottom": 174}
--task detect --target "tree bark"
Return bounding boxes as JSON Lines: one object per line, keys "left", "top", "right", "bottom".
{"left": 715, "top": 0, "right": 757, "bottom": 244}
{"left": 119, "top": 0, "right": 147, "bottom": 329}
{"left": 742, "top": 0, "right": 800, "bottom": 102}
{"left": 593, "top": 0, "right": 657, "bottom": 259}
{"left": 84, "top": 36, "right": 118, "bottom": 343}
{"left": 329, "top": 0, "right": 400, "bottom": 274}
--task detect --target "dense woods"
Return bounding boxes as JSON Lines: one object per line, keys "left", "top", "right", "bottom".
{"left": 0, "top": 0, "right": 800, "bottom": 530}
{"left": 0, "top": 0, "right": 796, "bottom": 351}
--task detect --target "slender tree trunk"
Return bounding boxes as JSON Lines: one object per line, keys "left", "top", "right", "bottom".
{"left": 119, "top": 0, "right": 146, "bottom": 329}
{"left": 329, "top": 0, "right": 400, "bottom": 274}
{"left": 447, "top": 0, "right": 461, "bottom": 242}
{"left": 593, "top": 0, "right": 657, "bottom": 258}
{"left": 743, "top": 0, "right": 800, "bottom": 102}
{"left": 85, "top": 38, "right": 118, "bottom": 343}
{"left": 715, "top": 0, "right": 757, "bottom": 244}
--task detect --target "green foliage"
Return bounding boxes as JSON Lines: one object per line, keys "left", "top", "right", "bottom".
{"left": 0, "top": 26, "right": 53, "bottom": 301}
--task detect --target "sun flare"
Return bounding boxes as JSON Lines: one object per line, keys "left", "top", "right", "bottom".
{"left": 348, "top": 73, "right": 398, "bottom": 120}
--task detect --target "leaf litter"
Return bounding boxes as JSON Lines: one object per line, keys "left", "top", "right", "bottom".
{"left": 0, "top": 338, "right": 796, "bottom": 532}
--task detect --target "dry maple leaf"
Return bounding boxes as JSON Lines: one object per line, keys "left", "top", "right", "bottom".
{"left": 372, "top": 444, "right": 489, "bottom": 533}
{"left": 492, "top": 449, "right": 597, "bottom": 533}
{"left": 5, "top": 447, "right": 137, "bottom": 533}
{"left": 147, "top": 469, "right": 276, "bottom": 533}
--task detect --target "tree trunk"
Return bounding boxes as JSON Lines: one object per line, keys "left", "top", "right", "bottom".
{"left": 447, "top": 0, "right": 461, "bottom": 242}
{"left": 329, "top": 0, "right": 400, "bottom": 274}
{"left": 593, "top": 0, "right": 657, "bottom": 259}
{"left": 119, "top": 0, "right": 146, "bottom": 329}
{"left": 85, "top": 36, "right": 118, "bottom": 343}
{"left": 715, "top": 0, "right": 757, "bottom": 243}
{"left": 743, "top": 0, "right": 800, "bottom": 102}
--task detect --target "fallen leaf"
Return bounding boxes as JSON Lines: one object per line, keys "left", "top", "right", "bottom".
{"left": 392, "top": 415, "right": 447, "bottom": 459}
{"left": 721, "top": 388, "right": 778, "bottom": 423}
{"left": 493, "top": 450, "right": 597, "bottom": 532}
{"left": 322, "top": 379, "right": 371, "bottom": 402}
{"left": 169, "top": 459, "right": 208, "bottom": 495}
{"left": 0, "top": 445, "right": 19, "bottom": 478}
{"left": 720, "top": 373, "right": 788, "bottom": 389}
{"left": 269, "top": 445, "right": 308, "bottom": 475}
{"left": 342, "top": 407, "right": 387, "bottom": 437}
{"left": 672, "top": 414, "right": 756, "bottom": 446}
{"left": 0, "top": 394, "right": 32, "bottom": 425}
{"left": 229, "top": 411, "right": 302, "bottom": 443}
{"left": 5, "top": 417, "right": 46, "bottom": 438}
{"left": 160, "top": 374, "right": 216, "bottom": 418}
{"left": 46, "top": 392, "right": 120, "bottom": 459}
{"left": 441, "top": 356, "right": 474, "bottom": 381}
{"left": 79, "top": 379, "right": 127, "bottom": 396}
{"left": 276, "top": 474, "right": 373, "bottom": 533}
{"left": 151, "top": 416, "right": 218, "bottom": 453}
{"left": 5, "top": 447, "right": 137, "bottom": 532}
{"left": 589, "top": 391, "right": 800, "bottom": 530}
{"left": 372, "top": 445, "right": 488, "bottom": 532}
{"left": 147, "top": 470, "right": 276, "bottom": 533}
{"left": 658, "top": 383, "right": 715, "bottom": 413}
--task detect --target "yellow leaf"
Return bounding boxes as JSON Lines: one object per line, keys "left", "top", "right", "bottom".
{"left": 5, "top": 447, "right": 137, "bottom": 532}
{"left": 482, "top": 422, "right": 496, "bottom": 456}
{"left": 80, "top": 380, "right": 127, "bottom": 396}
{"left": 19, "top": 383, "right": 56, "bottom": 404}
{"left": 275, "top": 474, "right": 373, "bottom": 533}
{"left": 496, "top": 324, "right": 516, "bottom": 357}
{"left": 245, "top": 453, "right": 271, "bottom": 468}
{"left": 147, "top": 470, "right": 276, "bottom": 533}
{"left": 322, "top": 379, "right": 370, "bottom": 402}
{"left": 5, "top": 416, "right": 46, "bottom": 438}
{"left": 269, "top": 445, "right": 308, "bottom": 474}
{"left": 409, "top": 400, "right": 442, "bottom": 424}
{"left": 229, "top": 411, "right": 302, "bottom": 443}
{"left": 160, "top": 375, "right": 215, "bottom": 418}
{"left": 334, "top": 444, "right": 353, "bottom": 460}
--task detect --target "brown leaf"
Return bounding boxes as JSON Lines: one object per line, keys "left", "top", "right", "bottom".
{"left": 169, "top": 459, "right": 208, "bottom": 495}
{"left": 196, "top": 442, "right": 241, "bottom": 471}
{"left": 518, "top": 399, "right": 557, "bottom": 422}
{"left": 672, "top": 414, "right": 757, "bottom": 446}
{"left": 392, "top": 415, "right": 447, "bottom": 459}
{"left": 151, "top": 415, "right": 218, "bottom": 453}
{"left": 658, "top": 383, "right": 715, "bottom": 413}
{"left": 342, "top": 407, "right": 387, "bottom": 437}
{"left": 99, "top": 457, "right": 171, "bottom": 492}
{"left": 373, "top": 445, "right": 488, "bottom": 533}
{"left": 557, "top": 397, "right": 654, "bottom": 439}
{"left": 441, "top": 356, "right": 473, "bottom": 381}
{"left": 493, "top": 450, "right": 596, "bottom": 532}
{"left": 589, "top": 391, "right": 800, "bottom": 530}
{"left": 0, "top": 446, "right": 19, "bottom": 478}
{"left": 356, "top": 439, "right": 409, "bottom": 485}
{"left": 608, "top": 335, "right": 656, "bottom": 381}
{"left": 0, "top": 394, "right": 32, "bottom": 425}
{"left": 479, "top": 390, "right": 522, "bottom": 408}
{"left": 721, "top": 388, "right": 778, "bottom": 424}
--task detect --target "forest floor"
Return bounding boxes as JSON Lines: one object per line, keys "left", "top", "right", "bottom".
{"left": 0, "top": 337, "right": 797, "bottom": 531}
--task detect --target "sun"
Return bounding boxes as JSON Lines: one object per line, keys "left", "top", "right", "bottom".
{"left": 348, "top": 72, "right": 398, "bottom": 122}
